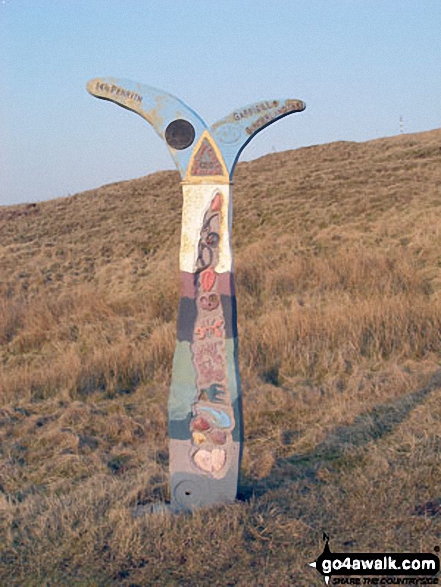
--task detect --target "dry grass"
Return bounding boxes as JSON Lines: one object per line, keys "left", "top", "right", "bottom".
{"left": 1, "top": 129, "right": 441, "bottom": 585}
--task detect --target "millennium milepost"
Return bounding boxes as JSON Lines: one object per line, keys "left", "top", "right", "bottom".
{"left": 87, "top": 77, "right": 305, "bottom": 511}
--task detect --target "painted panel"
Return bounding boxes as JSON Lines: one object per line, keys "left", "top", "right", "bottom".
{"left": 179, "top": 184, "right": 233, "bottom": 274}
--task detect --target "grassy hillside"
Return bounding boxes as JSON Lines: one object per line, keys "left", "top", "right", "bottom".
{"left": 1, "top": 129, "right": 441, "bottom": 586}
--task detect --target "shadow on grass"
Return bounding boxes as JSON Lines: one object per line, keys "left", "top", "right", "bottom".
{"left": 238, "top": 369, "right": 441, "bottom": 501}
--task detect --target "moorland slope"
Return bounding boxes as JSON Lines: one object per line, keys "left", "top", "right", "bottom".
{"left": 1, "top": 129, "right": 441, "bottom": 586}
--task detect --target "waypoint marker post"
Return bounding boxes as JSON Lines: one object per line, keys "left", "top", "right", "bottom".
{"left": 87, "top": 77, "right": 305, "bottom": 511}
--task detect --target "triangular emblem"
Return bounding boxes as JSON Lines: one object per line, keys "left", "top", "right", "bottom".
{"left": 191, "top": 138, "right": 223, "bottom": 176}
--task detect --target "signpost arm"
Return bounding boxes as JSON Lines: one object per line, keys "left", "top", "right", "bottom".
{"left": 87, "top": 77, "right": 208, "bottom": 178}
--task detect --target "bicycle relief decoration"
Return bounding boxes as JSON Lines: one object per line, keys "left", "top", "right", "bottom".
{"left": 87, "top": 77, "right": 305, "bottom": 511}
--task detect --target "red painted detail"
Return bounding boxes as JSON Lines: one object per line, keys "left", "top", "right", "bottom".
{"left": 206, "top": 232, "right": 219, "bottom": 246}
{"left": 210, "top": 192, "right": 222, "bottom": 212}
{"left": 201, "top": 267, "right": 216, "bottom": 292}
{"left": 194, "top": 319, "right": 225, "bottom": 340}
{"left": 213, "top": 319, "right": 224, "bottom": 338}
{"left": 194, "top": 327, "right": 204, "bottom": 340}
{"left": 191, "top": 138, "right": 223, "bottom": 176}
{"left": 179, "top": 271, "right": 234, "bottom": 298}
{"left": 191, "top": 415, "right": 211, "bottom": 432}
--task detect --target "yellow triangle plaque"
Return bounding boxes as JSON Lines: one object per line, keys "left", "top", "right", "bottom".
{"left": 185, "top": 131, "right": 228, "bottom": 183}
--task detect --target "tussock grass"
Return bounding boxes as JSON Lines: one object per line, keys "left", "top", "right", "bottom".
{"left": 1, "top": 129, "right": 441, "bottom": 585}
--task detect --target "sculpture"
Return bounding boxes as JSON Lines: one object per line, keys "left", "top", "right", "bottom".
{"left": 87, "top": 78, "right": 305, "bottom": 511}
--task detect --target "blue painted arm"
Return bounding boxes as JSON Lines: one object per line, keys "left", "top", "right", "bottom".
{"left": 210, "top": 98, "right": 306, "bottom": 177}
{"left": 87, "top": 77, "right": 208, "bottom": 178}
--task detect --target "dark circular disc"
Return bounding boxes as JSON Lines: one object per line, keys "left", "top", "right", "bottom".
{"left": 165, "top": 119, "right": 195, "bottom": 150}
{"left": 173, "top": 479, "right": 206, "bottom": 509}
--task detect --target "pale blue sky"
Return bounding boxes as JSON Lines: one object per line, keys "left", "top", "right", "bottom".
{"left": 1, "top": 0, "right": 440, "bottom": 205}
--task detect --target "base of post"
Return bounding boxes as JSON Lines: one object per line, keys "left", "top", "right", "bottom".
{"left": 170, "top": 470, "right": 238, "bottom": 512}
